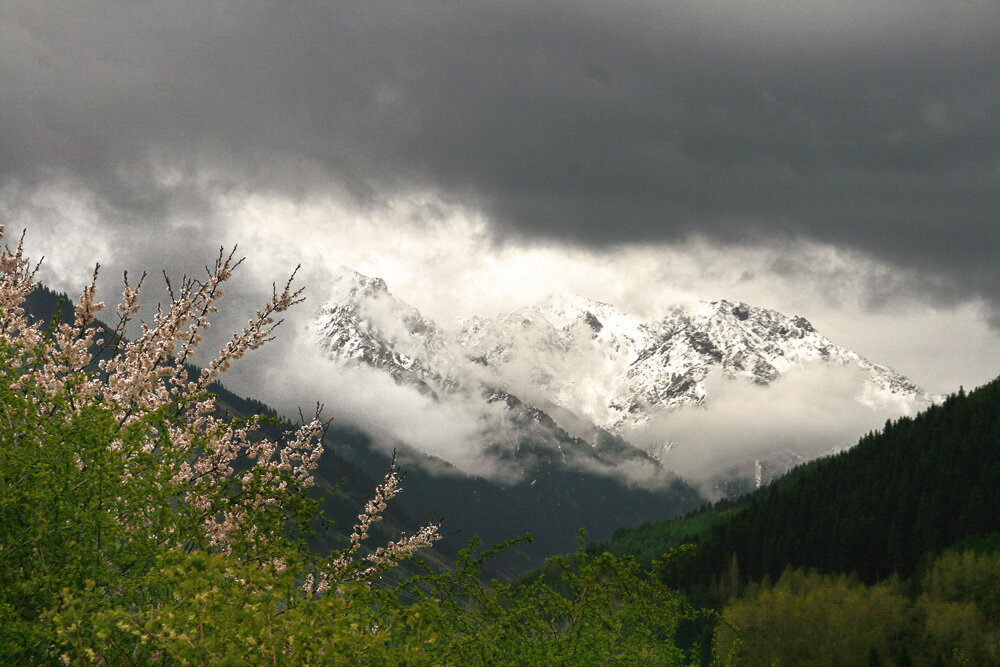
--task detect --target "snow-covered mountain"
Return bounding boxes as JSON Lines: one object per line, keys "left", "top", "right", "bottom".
{"left": 458, "top": 290, "right": 927, "bottom": 430}
{"left": 310, "top": 270, "right": 460, "bottom": 395}
{"left": 308, "top": 267, "right": 932, "bottom": 486}
{"left": 309, "top": 268, "right": 667, "bottom": 485}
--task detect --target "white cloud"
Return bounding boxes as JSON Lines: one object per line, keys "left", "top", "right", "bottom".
{"left": 207, "top": 186, "right": 999, "bottom": 394}
{"left": 4, "top": 172, "right": 999, "bottom": 488}
{"left": 1, "top": 177, "right": 114, "bottom": 293}
{"left": 232, "top": 325, "right": 522, "bottom": 481}
{"left": 626, "top": 364, "right": 920, "bottom": 486}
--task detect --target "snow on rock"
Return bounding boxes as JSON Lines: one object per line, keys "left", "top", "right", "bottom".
{"left": 308, "top": 268, "right": 933, "bottom": 480}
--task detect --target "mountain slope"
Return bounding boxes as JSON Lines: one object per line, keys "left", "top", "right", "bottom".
{"left": 326, "top": 421, "right": 702, "bottom": 574}
{"left": 310, "top": 268, "right": 931, "bottom": 487}
{"left": 612, "top": 299, "right": 925, "bottom": 430}
{"left": 308, "top": 268, "right": 679, "bottom": 482}
{"left": 600, "top": 375, "right": 1000, "bottom": 587}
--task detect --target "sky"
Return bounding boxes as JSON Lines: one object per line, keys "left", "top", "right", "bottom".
{"left": 2, "top": 0, "right": 999, "bottom": 410}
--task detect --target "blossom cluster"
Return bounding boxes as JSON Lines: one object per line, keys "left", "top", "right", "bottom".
{"left": 0, "top": 227, "right": 438, "bottom": 575}
{"left": 311, "top": 460, "right": 442, "bottom": 592}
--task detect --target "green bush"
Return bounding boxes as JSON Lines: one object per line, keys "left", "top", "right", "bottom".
{"left": 719, "top": 556, "right": 1000, "bottom": 666}
{"left": 399, "top": 538, "right": 722, "bottom": 665}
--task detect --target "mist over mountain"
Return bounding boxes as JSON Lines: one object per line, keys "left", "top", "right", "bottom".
{"left": 306, "top": 267, "right": 932, "bottom": 494}
{"left": 604, "top": 374, "right": 1000, "bottom": 587}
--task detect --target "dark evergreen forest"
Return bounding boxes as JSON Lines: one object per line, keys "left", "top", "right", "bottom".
{"left": 600, "top": 375, "right": 1000, "bottom": 593}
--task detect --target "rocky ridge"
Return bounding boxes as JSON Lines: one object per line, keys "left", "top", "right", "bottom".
{"left": 308, "top": 267, "right": 932, "bottom": 481}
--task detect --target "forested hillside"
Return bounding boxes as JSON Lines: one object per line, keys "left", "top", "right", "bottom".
{"left": 600, "top": 375, "right": 1000, "bottom": 588}
{"left": 586, "top": 375, "right": 1000, "bottom": 663}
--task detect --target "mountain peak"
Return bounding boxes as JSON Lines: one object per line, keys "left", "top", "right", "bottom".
{"left": 327, "top": 266, "right": 390, "bottom": 302}
{"left": 310, "top": 268, "right": 932, "bottom": 481}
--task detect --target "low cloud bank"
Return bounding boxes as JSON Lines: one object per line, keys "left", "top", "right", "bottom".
{"left": 252, "top": 335, "right": 521, "bottom": 482}
{"left": 5, "top": 180, "right": 983, "bottom": 490}
{"left": 627, "top": 364, "right": 924, "bottom": 490}
{"left": 230, "top": 313, "right": 924, "bottom": 494}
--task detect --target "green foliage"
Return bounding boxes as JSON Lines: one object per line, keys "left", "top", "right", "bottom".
{"left": 920, "top": 549, "right": 1000, "bottom": 622}
{"left": 0, "top": 363, "right": 171, "bottom": 659}
{"left": 718, "top": 548, "right": 1000, "bottom": 666}
{"left": 22, "top": 536, "right": 725, "bottom": 666}
{"left": 43, "top": 551, "right": 424, "bottom": 666}
{"left": 0, "top": 346, "right": 324, "bottom": 661}
{"left": 399, "top": 537, "right": 730, "bottom": 665}
{"left": 718, "top": 568, "right": 912, "bottom": 666}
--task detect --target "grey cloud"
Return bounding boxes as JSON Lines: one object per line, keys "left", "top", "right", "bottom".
{"left": 2, "top": 1, "right": 999, "bottom": 314}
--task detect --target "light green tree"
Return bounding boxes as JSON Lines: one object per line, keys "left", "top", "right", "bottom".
{"left": 717, "top": 568, "right": 911, "bottom": 666}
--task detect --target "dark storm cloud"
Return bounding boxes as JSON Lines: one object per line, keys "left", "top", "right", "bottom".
{"left": 2, "top": 1, "right": 999, "bottom": 310}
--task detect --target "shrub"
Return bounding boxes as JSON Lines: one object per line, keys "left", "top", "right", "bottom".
{"left": 0, "top": 229, "right": 439, "bottom": 663}
{"left": 398, "top": 537, "right": 728, "bottom": 665}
